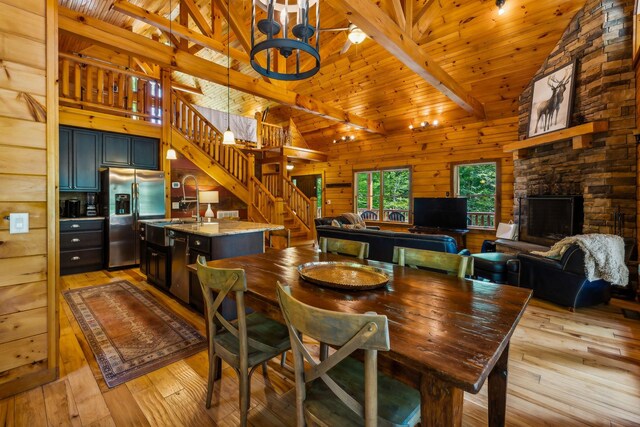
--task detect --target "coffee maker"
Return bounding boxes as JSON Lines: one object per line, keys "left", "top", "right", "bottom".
{"left": 86, "top": 193, "right": 98, "bottom": 217}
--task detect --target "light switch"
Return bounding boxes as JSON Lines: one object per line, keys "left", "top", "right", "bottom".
{"left": 9, "top": 213, "right": 29, "bottom": 234}
{"left": 172, "top": 202, "right": 180, "bottom": 209}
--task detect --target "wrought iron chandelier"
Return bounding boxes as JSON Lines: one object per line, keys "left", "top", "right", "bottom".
{"left": 250, "top": 0, "right": 320, "bottom": 81}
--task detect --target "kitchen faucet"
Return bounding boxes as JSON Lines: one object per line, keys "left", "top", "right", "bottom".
{"left": 181, "top": 174, "right": 200, "bottom": 222}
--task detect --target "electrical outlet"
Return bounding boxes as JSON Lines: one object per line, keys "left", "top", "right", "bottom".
{"left": 171, "top": 182, "right": 180, "bottom": 189}
{"left": 9, "top": 213, "right": 29, "bottom": 234}
{"left": 326, "top": 199, "right": 331, "bottom": 205}
{"left": 172, "top": 202, "right": 180, "bottom": 209}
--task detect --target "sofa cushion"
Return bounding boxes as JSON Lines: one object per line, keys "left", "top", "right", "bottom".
{"left": 316, "top": 225, "right": 459, "bottom": 263}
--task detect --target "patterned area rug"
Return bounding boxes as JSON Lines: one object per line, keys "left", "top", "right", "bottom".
{"left": 63, "top": 281, "right": 207, "bottom": 388}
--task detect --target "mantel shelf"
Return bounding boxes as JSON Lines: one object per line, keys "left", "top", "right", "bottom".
{"left": 503, "top": 121, "right": 609, "bottom": 159}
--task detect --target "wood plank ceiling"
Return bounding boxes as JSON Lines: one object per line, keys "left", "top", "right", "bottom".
{"left": 58, "top": 0, "right": 587, "bottom": 145}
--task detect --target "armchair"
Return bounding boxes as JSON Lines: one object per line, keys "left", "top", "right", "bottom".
{"left": 508, "top": 244, "right": 611, "bottom": 311}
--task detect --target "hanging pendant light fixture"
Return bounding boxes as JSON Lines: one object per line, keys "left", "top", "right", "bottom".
{"left": 165, "top": 0, "right": 177, "bottom": 159}
{"left": 250, "top": 0, "right": 320, "bottom": 81}
{"left": 222, "top": 2, "right": 235, "bottom": 144}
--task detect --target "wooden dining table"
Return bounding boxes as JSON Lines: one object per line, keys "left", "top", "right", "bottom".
{"left": 190, "top": 246, "right": 532, "bottom": 426}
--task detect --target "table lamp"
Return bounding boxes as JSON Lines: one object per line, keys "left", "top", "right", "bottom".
{"left": 199, "top": 191, "right": 219, "bottom": 222}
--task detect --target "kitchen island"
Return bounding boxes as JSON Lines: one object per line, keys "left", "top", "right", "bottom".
{"left": 140, "top": 219, "right": 283, "bottom": 313}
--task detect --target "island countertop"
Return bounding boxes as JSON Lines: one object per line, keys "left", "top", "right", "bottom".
{"left": 163, "top": 219, "right": 283, "bottom": 237}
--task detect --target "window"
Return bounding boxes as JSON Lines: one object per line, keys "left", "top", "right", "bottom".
{"left": 453, "top": 162, "right": 498, "bottom": 229}
{"left": 354, "top": 168, "right": 410, "bottom": 222}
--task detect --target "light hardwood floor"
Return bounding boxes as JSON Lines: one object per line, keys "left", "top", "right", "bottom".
{"left": 2, "top": 268, "right": 640, "bottom": 426}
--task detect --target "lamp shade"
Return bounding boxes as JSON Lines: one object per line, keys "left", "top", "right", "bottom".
{"left": 166, "top": 148, "right": 177, "bottom": 160}
{"left": 223, "top": 129, "right": 235, "bottom": 144}
{"left": 199, "top": 191, "right": 219, "bottom": 204}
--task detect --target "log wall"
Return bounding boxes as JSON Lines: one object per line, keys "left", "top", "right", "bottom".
{"left": 0, "top": 0, "right": 58, "bottom": 397}
{"left": 298, "top": 117, "right": 518, "bottom": 253}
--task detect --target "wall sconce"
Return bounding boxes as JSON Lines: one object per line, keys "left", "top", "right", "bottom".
{"left": 286, "top": 163, "right": 294, "bottom": 171}
{"left": 166, "top": 148, "right": 177, "bottom": 160}
{"left": 496, "top": 0, "right": 506, "bottom": 15}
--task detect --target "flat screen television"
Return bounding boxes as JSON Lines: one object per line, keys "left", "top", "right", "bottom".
{"left": 413, "top": 198, "right": 468, "bottom": 230}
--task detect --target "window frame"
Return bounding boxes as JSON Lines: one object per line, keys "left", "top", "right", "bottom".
{"left": 353, "top": 166, "right": 412, "bottom": 224}
{"left": 450, "top": 160, "right": 501, "bottom": 230}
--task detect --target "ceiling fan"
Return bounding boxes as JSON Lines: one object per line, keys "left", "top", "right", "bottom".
{"left": 319, "top": 23, "right": 367, "bottom": 54}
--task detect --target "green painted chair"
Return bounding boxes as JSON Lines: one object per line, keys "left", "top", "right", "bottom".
{"left": 319, "top": 236, "right": 369, "bottom": 259}
{"left": 392, "top": 246, "right": 474, "bottom": 278}
{"left": 276, "top": 282, "right": 421, "bottom": 427}
{"left": 197, "top": 256, "right": 291, "bottom": 427}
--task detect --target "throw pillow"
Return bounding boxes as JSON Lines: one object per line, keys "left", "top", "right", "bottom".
{"left": 331, "top": 219, "right": 342, "bottom": 227}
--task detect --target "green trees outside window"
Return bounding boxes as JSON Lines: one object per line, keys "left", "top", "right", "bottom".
{"left": 453, "top": 162, "right": 497, "bottom": 229}
{"left": 354, "top": 168, "right": 410, "bottom": 222}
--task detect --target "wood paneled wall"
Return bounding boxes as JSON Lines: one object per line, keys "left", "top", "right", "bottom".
{"left": 0, "top": 0, "right": 58, "bottom": 397}
{"left": 298, "top": 117, "right": 518, "bottom": 253}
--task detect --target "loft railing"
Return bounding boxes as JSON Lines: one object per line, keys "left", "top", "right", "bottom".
{"left": 171, "top": 90, "right": 250, "bottom": 186}
{"left": 258, "top": 121, "right": 288, "bottom": 148}
{"left": 58, "top": 53, "right": 161, "bottom": 122}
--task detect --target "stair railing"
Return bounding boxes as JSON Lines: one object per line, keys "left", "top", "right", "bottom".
{"left": 250, "top": 176, "right": 282, "bottom": 224}
{"left": 171, "top": 90, "right": 249, "bottom": 186}
{"left": 282, "top": 175, "right": 312, "bottom": 230}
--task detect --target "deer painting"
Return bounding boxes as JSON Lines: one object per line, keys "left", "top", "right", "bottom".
{"left": 533, "top": 67, "right": 573, "bottom": 134}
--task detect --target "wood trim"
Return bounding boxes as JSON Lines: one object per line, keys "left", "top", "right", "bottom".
{"left": 502, "top": 121, "right": 609, "bottom": 156}
{"left": 161, "top": 69, "right": 172, "bottom": 216}
{"left": 326, "top": 0, "right": 485, "bottom": 119}
{"left": 59, "top": 107, "right": 162, "bottom": 138}
{"left": 0, "top": 365, "right": 57, "bottom": 400}
{"left": 58, "top": 7, "right": 385, "bottom": 134}
{"left": 46, "top": 0, "right": 59, "bottom": 376}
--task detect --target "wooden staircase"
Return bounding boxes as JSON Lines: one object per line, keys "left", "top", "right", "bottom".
{"left": 169, "top": 90, "right": 315, "bottom": 238}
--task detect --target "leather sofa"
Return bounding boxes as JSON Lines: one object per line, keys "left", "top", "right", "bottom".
{"left": 507, "top": 244, "right": 611, "bottom": 310}
{"left": 315, "top": 220, "right": 468, "bottom": 264}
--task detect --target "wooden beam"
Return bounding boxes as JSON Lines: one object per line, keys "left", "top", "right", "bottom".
{"left": 412, "top": 0, "right": 438, "bottom": 39}
{"left": 390, "top": 0, "right": 406, "bottom": 29}
{"left": 181, "top": 0, "right": 215, "bottom": 38}
{"left": 172, "top": 81, "right": 203, "bottom": 95}
{"left": 211, "top": 0, "right": 222, "bottom": 42}
{"left": 112, "top": 1, "right": 249, "bottom": 63}
{"left": 326, "top": 0, "right": 485, "bottom": 119}
{"left": 404, "top": 0, "right": 413, "bottom": 38}
{"left": 59, "top": 7, "right": 385, "bottom": 134}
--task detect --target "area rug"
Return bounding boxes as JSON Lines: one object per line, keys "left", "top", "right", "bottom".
{"left": 63, "top": 281, "right": 207, "bottom": 388}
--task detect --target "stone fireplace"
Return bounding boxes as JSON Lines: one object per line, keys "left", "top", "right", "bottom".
{"left": 515, "top": 0, "right": 636, "bottom": 242}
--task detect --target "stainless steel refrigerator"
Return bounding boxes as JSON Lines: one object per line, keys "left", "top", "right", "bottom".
{"left": 101, "top": 168, "right": 165, "bottom": 268}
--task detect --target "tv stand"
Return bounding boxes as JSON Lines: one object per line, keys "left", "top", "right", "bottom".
{"left": 408, "top": 226, "right": 469, "bottom": 249}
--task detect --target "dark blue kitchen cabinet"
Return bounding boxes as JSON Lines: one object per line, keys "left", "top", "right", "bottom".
{"left": 102, "top": 133, "right": 131, "bottom": 166}
{"left": 100, "top": 132, "right": 159, "bottom": 170}
{"left": 59, "top": 127, "right": 100, "bottom": 192}
{"left": 132, "top": 137, "right": 159, "bottom": 170}
{"left": 59, "top": 127, "right": 72, "bottom": 191}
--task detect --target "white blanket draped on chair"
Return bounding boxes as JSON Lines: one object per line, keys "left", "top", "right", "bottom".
{"left": 531, "top": 234, "right": 628, "bottom": 286}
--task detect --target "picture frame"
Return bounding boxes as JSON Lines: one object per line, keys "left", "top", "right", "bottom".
{"left": 527, "top": 60, "right": 576, "bottom": 138}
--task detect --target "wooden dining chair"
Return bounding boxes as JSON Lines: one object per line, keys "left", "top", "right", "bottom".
{"left": 196, "top": 256, "right": 291, "bottom": 427}
{"left": 319, "top": 237, "right": 369, "bottom": 259}
{"left": 392, "top": 246, "right": 474, "bottom": 278}
{"left": 276, "top": 282, "right": 421, "bottom": 427}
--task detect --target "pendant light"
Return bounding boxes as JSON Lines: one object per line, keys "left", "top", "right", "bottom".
{"left": 165, "top": 0, "right": 178, "bottom": 159}
{"left": 222, "top": 3, "right": 235, "bottom": 145}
